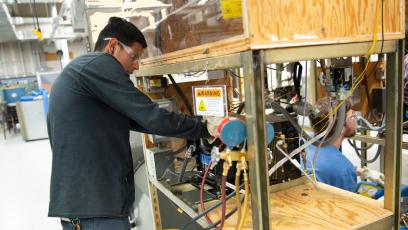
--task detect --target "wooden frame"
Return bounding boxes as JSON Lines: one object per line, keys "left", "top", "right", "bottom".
{"left": 139, "top": 0, "right": 404, "bottom": 68}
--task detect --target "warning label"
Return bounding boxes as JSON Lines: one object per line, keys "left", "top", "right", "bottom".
{"left": 198, "top": 100, "right": 207, "bottom": 111}
{"left": 221, "top": 0, "right": 242, "bottom": 19}
{"left": 193, "top": 86, "right": 227, "bottom": 117}
{"left": 196, "top": 89, "right": 222, "bottom": 98}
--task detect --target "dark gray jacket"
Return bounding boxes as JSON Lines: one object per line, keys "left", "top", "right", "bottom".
{"left": 47, "top": 52, "right": 208, "bottom": 218}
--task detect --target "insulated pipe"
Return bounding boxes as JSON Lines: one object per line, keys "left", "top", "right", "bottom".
{"left": 266, "top": 100, "right": 346, "bottom": 147}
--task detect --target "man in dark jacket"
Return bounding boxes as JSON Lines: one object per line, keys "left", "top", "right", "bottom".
{"left": 47, "top": 17, "right": 211, "bottom": 229}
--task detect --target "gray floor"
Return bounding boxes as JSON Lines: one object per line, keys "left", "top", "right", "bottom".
{"left": 0, "top": 131, "right": 406, "bottom": 230}
{"left": 0, "top": 133, "right": 60, "bottom": 230}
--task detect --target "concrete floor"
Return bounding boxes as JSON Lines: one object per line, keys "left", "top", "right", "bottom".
{"left": 0, "top": 130, "right": 406, "bottom": 230}
{"left": 0, "top": 133, "right": 60, "bottom": 230}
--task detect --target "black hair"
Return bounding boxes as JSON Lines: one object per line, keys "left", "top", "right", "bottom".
{"left": 94, "top": 17, "right": 147, "bottom": 52}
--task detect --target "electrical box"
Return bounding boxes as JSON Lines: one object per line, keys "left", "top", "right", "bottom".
{"left": 143, "top": 76, "right": 168, "bottom": 93}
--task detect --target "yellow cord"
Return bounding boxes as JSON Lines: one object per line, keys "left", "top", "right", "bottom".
{"left": 318, "top": 0, "right": 382, "bottom": 124}
{"left": 309, "top": 0, "right": 383, "bottom": 182}
{"left": 235, "top": 163, "right": 242, "bottom": 227}
{"left": 237, "top": 166, "right": 249, "bottom": 230}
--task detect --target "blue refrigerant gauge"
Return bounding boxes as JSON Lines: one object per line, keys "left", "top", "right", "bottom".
{"left": 219, "top": 118, "right": 246, "bottom": 147}
{"left": 266, "top": 122, "right": 275, "bottom": 144}
{"left": 218, "top": 119, "right": 275, "bottom": 147}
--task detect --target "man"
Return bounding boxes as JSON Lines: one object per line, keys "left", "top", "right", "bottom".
{"left": 47, "top": 17, "right": 211, "bottom": 229}
{"left": 303, "top": 98, "right": 383, "bottom": 192}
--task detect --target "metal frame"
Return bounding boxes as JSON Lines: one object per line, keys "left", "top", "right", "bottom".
{"left": 138, "top": 40, "right": 403, "bottom": 229}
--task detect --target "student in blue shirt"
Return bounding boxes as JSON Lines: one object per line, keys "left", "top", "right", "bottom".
{"left": 303, "top": 98, "right": 383, "bottom": 192}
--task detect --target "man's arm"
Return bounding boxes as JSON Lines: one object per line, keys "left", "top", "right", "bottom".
{"left": 80, "top": 54, "right": 210, "bottom": 139}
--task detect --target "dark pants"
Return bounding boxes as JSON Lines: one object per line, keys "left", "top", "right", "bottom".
{"left": 61, "top": 217, "right": 131, "bottom": 230}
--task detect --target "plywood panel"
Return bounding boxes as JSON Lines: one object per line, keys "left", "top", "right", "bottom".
{"left": 206, "top": 180, "right": 392, "bottom": 229}
{"left": 140, "top": 35, "right": 250, "bottom": 67}
{"left": 247, "top": 0, "right": 404, "bottom": 49}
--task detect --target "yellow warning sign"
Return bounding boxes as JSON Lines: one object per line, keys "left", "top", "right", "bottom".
{"left": 196, "top": 89, "right": 222, "bottom": 98}
{"left": 198, "top": 100, "right": 207, "bottom": 111}
{"left": 221, "top": 0, "right": 242, "bottom": 19}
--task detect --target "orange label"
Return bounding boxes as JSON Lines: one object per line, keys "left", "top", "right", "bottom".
{"left": 196, "top": 89, "right": 222, "bottom": 98}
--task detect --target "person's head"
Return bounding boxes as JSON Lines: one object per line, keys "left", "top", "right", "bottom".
{"left": 309, "top": 97, "right": 356, "bottom": 140}
{"left": 94, "top": 17, "right": 147, "bottom": 74}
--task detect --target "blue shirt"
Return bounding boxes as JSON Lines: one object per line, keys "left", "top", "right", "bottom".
{"left": 303, "top": 145, "right": 357, "bottom": 192}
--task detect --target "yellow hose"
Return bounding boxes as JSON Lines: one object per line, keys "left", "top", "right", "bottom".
{"left": 235, "top": 163, "right": 242, "bottom": 228}
{"left": 237, "top": 168, "right": 249, "bottom": 230}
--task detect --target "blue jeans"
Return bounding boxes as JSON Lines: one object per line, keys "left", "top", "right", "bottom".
{"left": 61, "top": 217, "right": 131, "bottom": 230}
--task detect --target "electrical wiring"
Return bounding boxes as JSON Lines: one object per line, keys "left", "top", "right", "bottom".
{"left": 315, "top": 0, "right": 384, "bottom": 126}
{"left": 346, "top": 139, "right": 374, "bottom": 151}
{"left": 266, "top": 100, "right": 345, "bottom": 147}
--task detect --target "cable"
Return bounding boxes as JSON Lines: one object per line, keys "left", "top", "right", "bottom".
{"left": 182, "top": 184, "right": 245, "bottom": 230}
{"left": 266, "top": 100, "right": 346, "bottom": 147}
{"left": 133, "top": 159, "right": 145, "bottom": 174}
{"left": 236, "top": 102, "right": 245, "bottom": 114}
{"left": 269, "top": 129, "right": 328, "bottom": 176}
{"left": 276, "top": 143, "right": 317, "bottom": 186}
{"left": 202, "top": 207, "right": 239, "bottom": 230}
{"left": 356, "top": 114, "right": 386, "bottom": 131}
{"left": 183, "top": 71, "right": 206, "bottom": 78}
{"left": 348, "top": 117, "right": 385, "bottom": 164}
{"left": 266, "top": 63, "right": 291, "bottom": 71}
{"left": 293, "top": 62, "right": 303, "bottom": 101}
{"left": 178, "top": 157, "right": 191, "bottom": 183}
{"left": 167, "top": 74, "right": 194, "bottom": 115}
{"left": 349, "top": 139, "right": 383, "bottom": 164}
{"left": 228, "top": 69, "right": 243, "bottom": 79}
{"left": 347, "top": 139, "right": 374, "bottom": 150}
{"left": 316, "top": 0, "right": 383, "bottom": 126}
{"left": 200, "top": 162, "right": 215, "bottom": 225}
{"left": 217, "top": 175, "right": 228, "bottom": 229}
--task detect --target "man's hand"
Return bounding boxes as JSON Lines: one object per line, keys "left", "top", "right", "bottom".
{"left": 360, "top": 167, "right": 385, "bottom": 187}
{"left": 203, "top": 116, "right": 224, "bottom": 137}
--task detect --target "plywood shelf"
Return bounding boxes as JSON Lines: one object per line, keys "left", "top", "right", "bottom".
{"left": 137, "top": 0, "right": 404, "bottom": 68}
{"left": 205, "top": 177, "right": 392, "bottom": 229}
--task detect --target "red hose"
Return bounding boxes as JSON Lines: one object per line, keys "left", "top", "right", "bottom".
{"left": 200, "top": 162, "right": 214, "bottom": 225}
{"left": 217, "top": 175, "right": 227, "bottom": 229}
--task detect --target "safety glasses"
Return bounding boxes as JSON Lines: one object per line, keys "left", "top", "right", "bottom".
{"left": 104, "top": 37, "right": 140, "bottom": 63}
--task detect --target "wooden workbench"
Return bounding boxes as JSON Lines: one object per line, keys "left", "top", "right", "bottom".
{"left": 206, "top": 178, "right": 392, "bottom": 229}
